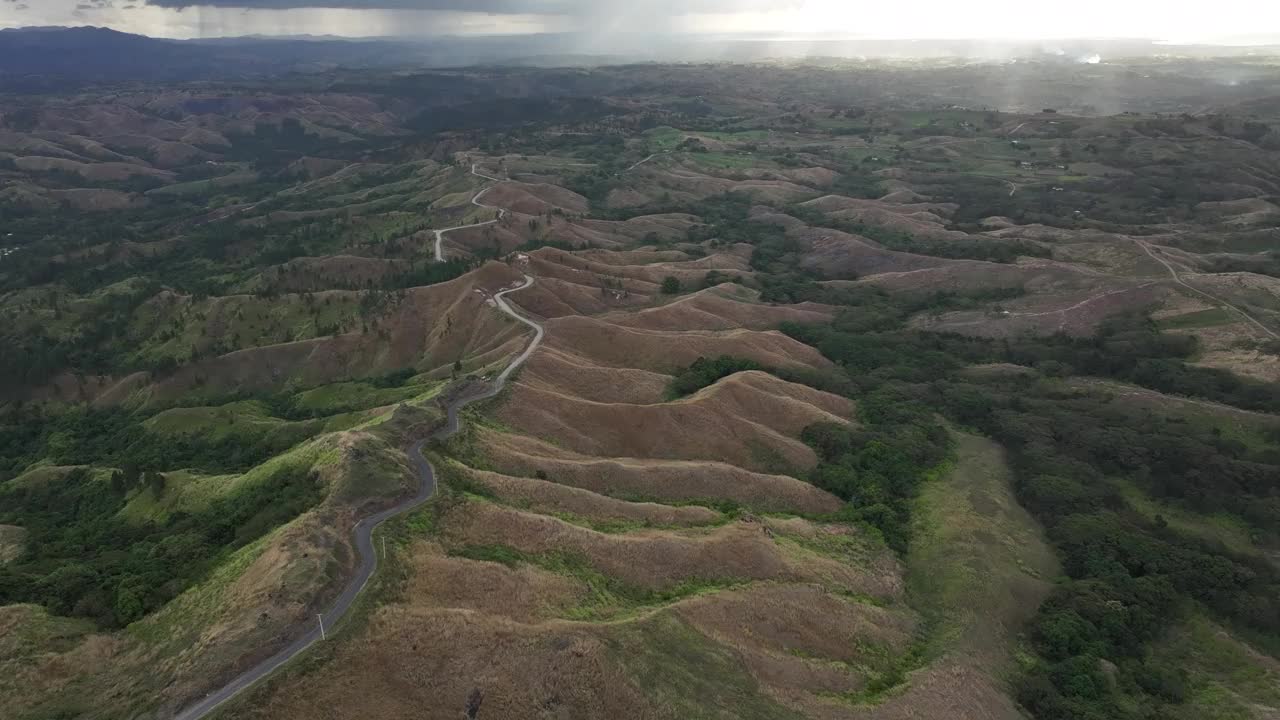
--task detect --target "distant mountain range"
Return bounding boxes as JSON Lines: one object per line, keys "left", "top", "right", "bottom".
{"left": 0, "top": 27, "right": 421, "bottom": 89}
{"left": 2, "top": 26, "right": 1278, "bottom": 91}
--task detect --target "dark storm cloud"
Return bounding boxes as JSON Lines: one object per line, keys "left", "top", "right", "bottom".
{"left": 142, "top": 0, "right": 792, "bottom": 12}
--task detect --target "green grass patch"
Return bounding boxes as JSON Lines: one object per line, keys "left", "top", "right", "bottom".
{"left": 892, "top": 109, "right": 988, "bottom": 129}
{"left": 452, "top": 544, "right": 527, "bottom": 567}
{"left": 774, "top": 525, "right": 879, "bottom": 567}
{"left": 1157, "top": 307, "right": 1236, "bottom": 330}
{"left": 1117, "top": 478, "right": 1259, "bottom": 557}
{"left": 292, "top": 381, "right": 439, "bottom": 415}
{"left": 906, "top": 430, "right": 1058, "bottom": 660}
{"left": 125, "top": 290, "right": 365, "bottom": 368}
{"left": 643, "top": 126, "right": 685, "bottom": 151}
{"left": 545, "top": 510, "right": 726, "bottom": 534}
{"left": 746, "top": 439, "right": 800, "bottom": 477}
{"left": 118, "top": 437, "right": 329, "bottom": 523}
{"left": 697, "top": 130, "right": 771, "bottom": 142}
{"left": 446, "top": 542, "right": 740, "bottom": 621}
{"left": 116, "top": 469, "right": 240, "bottom": 524}
{"left": 1154, "top": 614, "right": 1280, "bottom": 720}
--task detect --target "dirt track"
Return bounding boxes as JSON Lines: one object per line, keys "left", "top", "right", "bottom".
{"left": 1134, "top": 237, "right": 1279, "bottom": 341}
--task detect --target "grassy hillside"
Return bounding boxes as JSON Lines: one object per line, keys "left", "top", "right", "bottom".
{"left": 3, "top": 57, "right": 1280, "bottom": 720}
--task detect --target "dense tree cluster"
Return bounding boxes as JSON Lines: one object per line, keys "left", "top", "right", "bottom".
{"left": 0, "top": 405, "right": 310, "bottom": 482}
{"left": 0, "top": 463, "right": 322, "bottom": 628}
{"left": 802, "top": 388, "right": 950, "bottom": 552}
{"left": 667, "top": 356, "right": 764, "bottom": 398}
{"left": 782, "top": 291, "right": 1280, "bottom": 719}
{"left": 943, "top": 370, "right": 1280, "bottom": 719}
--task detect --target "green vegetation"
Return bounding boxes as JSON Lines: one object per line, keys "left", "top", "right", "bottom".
{"left": 948, "top": 370, "right": 1280, "bottom": 719}
{"left": 906, "top": 431, "right": 1058, "bottom": 658}
{"left": 643, "top": 126, "right": 685, "bottom": 152}
{"left": 0, "top": 366, "right": 433, "bottom": 484}
{"left": 449, "top": 543, "right": 739, "bottom": 620}
{"left": 0, "top": 461, "right": 322, "bottom": 628}
{"left": 6, "top": 55, "right": 1280, "bottom": 720}
{"left": 801, "top": 397, "right": 950, "bottom": 554}
{"left": 1156, "top": 307, "right": 1236, "bottom": 330}
{"left": 293, "top": 380, "right": 437, "bottom": 416}
{"left": 0, "top": 404, "right": 310, "bottom": 479}
{"left": 668, "top": 356, "right": 764, "bottom": 397}
{"left": 780, "top": 290, "right": 1280, "bottom": 719}
{"left": 1154, "top": 614, "right": 1280, "bottom": 720}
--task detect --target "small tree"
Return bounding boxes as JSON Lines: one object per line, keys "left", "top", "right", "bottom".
{"left": 452, "top": 358, "right": 463, "bottom": 378}
{"left": 661, "top": 276, "right": 681, "bottom": 295}
{"left": 146, "top": 471, "right": 166, "bottom": 498}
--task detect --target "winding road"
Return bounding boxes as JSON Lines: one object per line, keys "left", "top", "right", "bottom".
{"left": 433, "top": 163, "right": 509, "bottom": 262}
{"left": 1134, "top": 237, "right": 1279, "bottom": 341}
{"left": 175, "top": 213, "right": 541, "bottom": 719}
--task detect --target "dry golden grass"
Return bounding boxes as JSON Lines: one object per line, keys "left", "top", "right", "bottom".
{"left": 483, "top": 181, "right": 590, "bottom": 215}
{"left": 844, "top": 260, "right": 1050, "bottom": 293}
{"left": 677, "top": 583, "right": 915, "bottom": 666}
{"left": 676, "top": 583, "right": 917, "bottom": 713}
{"left": 1196, "top": 346, "right": 1280, "bottom": 384}
{"left": 801, "top": 194, "right": 965, "bottom": 243}
{"left": 497, "top": 371, "right": 852, "bottom": 471}
{"left": 9, "top": 231, "right": 1065, "bottom": 720}
{"left": 0, "top": 524, "right": 24, "bottom": 564}
{"left": 527, "top": 246, "right": 723, "bottom": 289}
{"left": 576, "top": 247, "right": 708, "bottom": 266}
{"left": 606, "top": 164, "right": 817, "bottom": 210}
{"left": 540, "top": 316, "right": 834, "bottom": 373}
{"left": 520, "top": 345, "right": 672, "bottom": 404}
{"left": 605, "top": 285, "right": 832, "bottom": 332}
{"left": 477, "top": 426, "right": 843, "bottom": 514}
{"left": 464, "top": 467, "right": 722, "bottom": 527}
{"left": 442, "top": 502, "right": 900, "bottom": 600}
{"left": 404, "top": 541, "right": 586, "bottom": 622}
{"left": 799, "top": 226, "right": 951, "bottom": 278}
{"left": 0, "top": 507, "right": 359, "bottom": 719}
{"left": 239, "top": 606, "right": 658, "bottom": 720}
{"left": 0, "top": 605, "right": 115, "bottom": 719}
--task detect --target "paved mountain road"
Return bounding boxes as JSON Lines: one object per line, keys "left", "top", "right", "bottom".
{"left": 172, "top": 281, "right": 542, "bottom": 718}
{"left": 433, "top": 163, "right": 509, "bottom": 262}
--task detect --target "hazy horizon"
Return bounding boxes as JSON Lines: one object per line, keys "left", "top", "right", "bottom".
{"left": 2, "top": 0, "right": 1278, "bottom": 45}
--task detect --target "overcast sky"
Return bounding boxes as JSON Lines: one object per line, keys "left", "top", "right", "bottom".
{"left": 2, "top": 0, "right": 1277, "bottom": 41}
